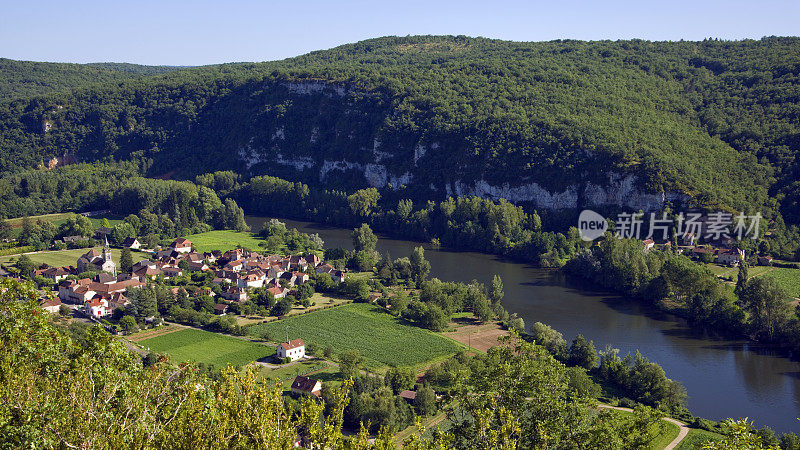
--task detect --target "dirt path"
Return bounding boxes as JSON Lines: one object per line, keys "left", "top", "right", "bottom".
{"left": 127, "top": 324, "right": 186, "bottom": 342}
{"left": 444, "top": 321, "right": 509, "bottom": 353}
{"left": 597, "top": 404, "right": 689, "bottom": 449}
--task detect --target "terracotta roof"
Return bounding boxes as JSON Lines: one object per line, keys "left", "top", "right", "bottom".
{"left": 280, "top": 339, "right": 305, "bottom": 350}
{"left": 290, "top": 375, "right": 320, "bottom": 393}
{"left": 267, "top": 286, "right": 287, "bottom": 296}
{"left": 40, "top": 298, "right": 61, "bottom": 308}
{"left": 171, "top": 238, "right": 192, "bottom": 248}
{"left": 399, "top": 390, "right": 417, "bottom": 401}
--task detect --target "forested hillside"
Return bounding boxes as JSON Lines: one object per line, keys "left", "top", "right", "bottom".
{"left": 0, "top": 36, "right": 798, "bottom": 222}
{"left": 0, "top": 58, "right": 184, "bottom": 100}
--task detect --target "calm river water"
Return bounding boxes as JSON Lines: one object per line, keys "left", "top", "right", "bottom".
{"left": 248, "top": 216, "right": 800, "bottom": 433}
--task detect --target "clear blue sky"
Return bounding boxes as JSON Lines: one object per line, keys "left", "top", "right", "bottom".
{"left": 1, "top": 0, "right": 798, "bottom": 66}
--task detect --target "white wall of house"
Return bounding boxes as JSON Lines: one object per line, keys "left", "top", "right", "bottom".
{"left": 277, "top": 345, "right": 305, "bottom": 361}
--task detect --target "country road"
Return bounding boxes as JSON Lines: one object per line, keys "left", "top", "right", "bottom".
{"left": 598, "top": 404, "right": 689, "bottom": 449}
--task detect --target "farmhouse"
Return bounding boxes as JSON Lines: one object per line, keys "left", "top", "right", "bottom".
{"left": 40, "top": 297, "right": 62, "bottom": 314}
{"left": 290, "top": 375, "right": 321, "bottom": 397}
{"left": 170, "top": 238, "right": 193, "bottom": 254}
{"left": 277, "top": 338, "right": 305, "bottom": 361}
{"left": 122, "top": 237, "right": 141, "bottom": 249}
{"left": 717, "top": 248, "right": 745, "bottom": 266}
{"left": 39, "top": 266, "right": 71, "bottom": 282}
{"left": 221, "top": 286, "right": 248, "bottom": 302}
{"left": 213, "top": 304, "right": 229, "bottom": 315}
{"left": 84, "top": 297, "right": 110, "bottom": 318}
{"left": 267, "top": 284, "right": 289, "bottom": 299}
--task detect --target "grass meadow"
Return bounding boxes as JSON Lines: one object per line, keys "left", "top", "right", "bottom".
{"left": 138, "top": 328, "right": 274, "bottom": 368}
{"left": 181, "top": 230, "right": 266, "bottom": 253}
{"left": 0, "top": 247, "right": 147, "bottom": 268}
{"left": 247, "top": 303, "right": 464, "bottom": 370}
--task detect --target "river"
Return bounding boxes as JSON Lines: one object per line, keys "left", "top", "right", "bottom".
{"left": 248, "top": 216, "right": 800, "bottom": 433}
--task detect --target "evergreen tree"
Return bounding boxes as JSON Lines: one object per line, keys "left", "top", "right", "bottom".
{"left": 735, "top": 258, "right": 748, "bottom": 297}
{"left": 119, "top": 247, "right": 134, "bottom": 274}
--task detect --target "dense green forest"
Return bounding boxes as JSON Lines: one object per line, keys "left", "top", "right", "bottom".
{"left": 1, "top": 36, "right": 799, "bottom": 224}
{"left": 0, "top": 58, "right": 184, "bottom": 100}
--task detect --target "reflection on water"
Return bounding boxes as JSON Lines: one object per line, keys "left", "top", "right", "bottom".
{"left": 247, "top": 216, "right": 800, "bottom": 432}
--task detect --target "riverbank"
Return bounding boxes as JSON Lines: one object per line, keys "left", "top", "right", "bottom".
{"left": 251, "top": 216, "right": 800, "bottom": 433}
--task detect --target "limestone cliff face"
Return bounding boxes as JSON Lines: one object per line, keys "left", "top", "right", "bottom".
{"left": 237, "top": 81, "right": 687, "bottom": 212}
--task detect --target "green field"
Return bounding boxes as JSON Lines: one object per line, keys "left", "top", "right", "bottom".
{"left": 257, "top": 359, "right": 343, "bottom": 388}
{"left": 248, "top": 303, "right": 464, "bottom": 369}
{"left": 0, "top": 247, "right": 147, "bottom": 268}
{"left": 766, "top": 267, "right": 800, "bottom": 298}
{"left": 6, "top": 213, "right": 123, "bottom": 237}
{"left": 139, "top": 328, "right": 274, "bottom": 368}
{"left": 674, "top": 428, "right": 724, "bottom": 450}
{"left": 182, "top": 230, "right": 266, "bottom": 253}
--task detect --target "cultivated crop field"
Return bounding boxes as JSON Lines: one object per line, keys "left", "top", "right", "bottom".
{"left": 767, "top": 267, "right": 800, "bottom": 298}
{"left": 248, "top": 303, "right": 464, "bottom": 369}
{"left": 0, "top": 247, "right": 146, "bottom": 268}
{"left": 138, "top": 328, "right": 274, "bottom": 368}
{"left": 182, "top": 230, "right": 266, "bottom": 253}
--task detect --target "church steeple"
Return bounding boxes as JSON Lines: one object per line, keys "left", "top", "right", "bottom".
{"left": 103, "top": 236, "right": 111, "bottom": 261}
{"left": 101, "top": 236, "right": 116, "bottom": 276}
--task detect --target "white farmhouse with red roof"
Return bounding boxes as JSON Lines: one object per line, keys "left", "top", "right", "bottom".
{"left": 277, "top": 338, "right": 305, "bottom": 361}
{"left": 170, "top": 238, "right": 193, "bottom": 254}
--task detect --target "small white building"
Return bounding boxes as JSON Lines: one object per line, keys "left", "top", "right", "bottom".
{"left": 40, "top": 297, "right": 62, "bottom": 314}
{"left": 84, "top": 297, "right": 110, "bottom": 318}
{"left": 277, "top": 339, "right": 305, "bottom": 361}
{"left": 717, "top": 248, "right": 745, "bottom": 266}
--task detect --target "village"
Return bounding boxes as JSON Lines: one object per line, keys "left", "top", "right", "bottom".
{"left": 0, "top": 221, "right": 471, "bottom": 436}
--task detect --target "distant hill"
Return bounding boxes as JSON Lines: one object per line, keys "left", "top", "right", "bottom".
{"left": 0, "top": 36, "right": 798, "bottom": 222}
{"left": 0, "top": 58, "right": 184, "bottom": 99}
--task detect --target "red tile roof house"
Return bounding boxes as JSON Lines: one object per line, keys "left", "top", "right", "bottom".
{"left": 221, "top": 287, "right": 248, "bottom": 302}
{"left": 170, "top": 238, "right": 193, "bottom": 254}
{"left": 277, "top": 339, "right": 305, "bottom": 361}
{"left": 290, "top": 375, "right": 321, "bottom": 398}
{"left": 267, "top": 284, "right": 289, "bottom": 299}
{"left": 40, "top": 266, "right": 71, "bottom": 282}
{"left": 213, "top": 304, "right": 229, "bottom": 315}
{"left": 717, "top": 248, "right": 745, "bottom": 266}
{"left": 84, "top": 297, "right": 111, "bottom": 318}
{"left": 40, "top": 297, "right": 62, "bottom": 314}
